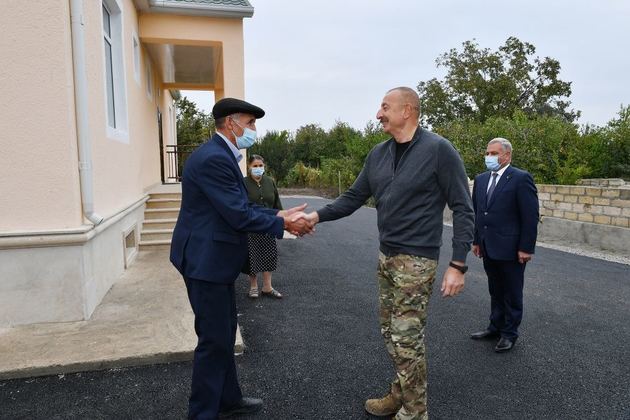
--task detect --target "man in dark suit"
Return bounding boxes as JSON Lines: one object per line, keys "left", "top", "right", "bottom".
{"left": 170, "top": 98, "right": 312, "bottom": 419}
{"left": 470, "top": 137, "right": 539, "bottom": 353}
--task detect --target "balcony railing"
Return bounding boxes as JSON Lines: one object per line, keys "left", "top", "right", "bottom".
{"left": 165, "top": 144, "right": 202, "bottom": 182}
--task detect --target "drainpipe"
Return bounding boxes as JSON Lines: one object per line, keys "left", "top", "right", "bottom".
{"left": 70, "top": 0, "right": 103, "bottom": 225}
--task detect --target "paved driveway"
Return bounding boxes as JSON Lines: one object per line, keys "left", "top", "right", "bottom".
{"left": 1, "top": 197, "right": 629, "bottom": 419}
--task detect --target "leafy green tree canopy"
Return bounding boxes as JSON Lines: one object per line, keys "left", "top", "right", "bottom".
{"left": 249, "top": 130, "right": 293, "bottom": 181}
{"left": 175, "top": 96, "right": 215, "bottom": 146}
{"left": 417, "top": 37, "right": 580, "bottom": 127}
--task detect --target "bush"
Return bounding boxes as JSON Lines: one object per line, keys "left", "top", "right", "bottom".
{"left": 437, "top": 111, "right": 581, "bottom": 184}
{"left": 285, "top": 162, "right": 322, "bottom": 188}
{"left": 247, "top": 109, "right": 627, "bottom": 188}
{"left": 320, "top": 157, "right": 359, "bottom": 194}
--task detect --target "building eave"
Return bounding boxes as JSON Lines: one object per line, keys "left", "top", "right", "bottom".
{"left": 134, "top": 0, "right": 254, "bottom": 18}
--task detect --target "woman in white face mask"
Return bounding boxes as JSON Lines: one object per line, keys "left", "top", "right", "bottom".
{"left": 242, "top": 155, "right": 284, "bottom": 299}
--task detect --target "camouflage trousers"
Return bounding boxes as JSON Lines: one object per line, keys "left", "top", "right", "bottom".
{"left": 377, "top": 252, "right": 438, "bottom": 420}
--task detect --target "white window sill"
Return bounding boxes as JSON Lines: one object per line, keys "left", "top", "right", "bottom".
{"left": 107, "top": 126, "right": 129, "bottom": 144}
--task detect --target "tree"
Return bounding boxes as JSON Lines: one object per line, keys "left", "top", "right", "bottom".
{"left": 561, "top": 105, "right": 630, "bottom": 182}
{"left": 437, "top": 111, "right": 581, "bottom": 184}
{"left": 417, "top": 37, "right": 579, "bottom": 127}
{"left": 346, "top": 120, "right": 390, "bottom": 165}
{"left": 292, "top": 124, "right": 328, "bottom": 168}
{"left": 175, "top": 96, "right": 215, "bottom": 146}
{"left": 249, "top": 130, "right": 295, "bottom": 182}
{"left": 601, "top": 105, "right": 630, "bottom": 179}
{"left": 324, "top": 121, "right": 358, "bottom": 159}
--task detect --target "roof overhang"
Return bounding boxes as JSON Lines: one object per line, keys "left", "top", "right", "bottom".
{"left": 134, "top": 0, "right": 254, "bottom": 18}
{"left": 145, "top": 43, "right": 223, "bottom": 90}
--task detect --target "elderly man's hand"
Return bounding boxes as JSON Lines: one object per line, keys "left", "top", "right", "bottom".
{"left": 277, "top": 203, "right": 307, "bottom": 219}
{"left": 283, "top": 212, "right": 315, "bottom": 236}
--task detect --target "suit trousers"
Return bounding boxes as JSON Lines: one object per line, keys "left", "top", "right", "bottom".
{"left": 482, "top": 257, "right": 526, "bottom": 340}
{"left": 184, "top": 278, "right": 242, "bottom": 420}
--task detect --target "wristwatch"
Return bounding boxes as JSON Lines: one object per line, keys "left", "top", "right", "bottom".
{"left": 449, "top": 262, "right": 468, "bottom": 274}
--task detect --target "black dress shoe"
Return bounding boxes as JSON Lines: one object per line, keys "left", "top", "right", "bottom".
{"left": 470, "top": 329, "right": 500, "bottom": 340}
{"left": 495, "top": 337, "right": 515, "bottom": 353}
{"left": 218, "top": 397, "right": 263, "bottom": 418}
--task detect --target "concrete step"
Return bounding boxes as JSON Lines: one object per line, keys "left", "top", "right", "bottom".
{"left": 149, "top": 192, "right": 182, "bottom": 200}
{"left": 146, "top": 198, "right": 182, "bottom": 209}
{"left": 143, "top": 218, "right": 178, "bottom": 230}
{"left": 144, "top": 208, "right": 180, "bottom": 220}
{"left": 141, "top": 229, "right": 174, "bottom": 242}
{"left": 139, "top": 239, "right": 171, "bottom": 251}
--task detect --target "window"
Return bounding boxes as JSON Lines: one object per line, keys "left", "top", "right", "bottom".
{"left": 101, "top": 0, "right": 128, "bottom": 142}
{"left": 132, "top": 31, "right": 140, "bottom": 85}
{"left": 103, "top": 5, "right": 115, "bottom": 127}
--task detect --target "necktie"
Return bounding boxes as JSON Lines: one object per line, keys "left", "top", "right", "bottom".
{"left": 486, "top": 172, "right": 498, "bottom": 205}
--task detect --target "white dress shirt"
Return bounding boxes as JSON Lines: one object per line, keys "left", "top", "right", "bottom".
{"left": 216, "top": 132, "right": 243, "bottom": 163}
{"left": 487, "top": 163, "right": 510, "bottom": 192}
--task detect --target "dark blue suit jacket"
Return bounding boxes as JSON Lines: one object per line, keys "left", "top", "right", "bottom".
{"left": 170, "top": 134, "right": 284, "bottom": 284}
{"left": 472, "top": 165, "right": 539, "bottom": 261}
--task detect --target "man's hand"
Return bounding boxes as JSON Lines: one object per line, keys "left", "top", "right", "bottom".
{"left": 277, "top": 203, "right": 307, "bottom": 218}
{"left": 518, "top": 251, "right": 532, "bottom": 264}
{"left": 283, "top": 211, "right": 315, "bottom": 237}
{"left": 441, "top": 264, "right": 465, "bottom": 297}
{"left": 472, "top": 244, "right": 482, "bottom": 258}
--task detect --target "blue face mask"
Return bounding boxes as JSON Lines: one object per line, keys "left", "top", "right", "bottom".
{"left": 485, "top": 155, "right": 501, "bottom": 171}
{"left": 231, "top": 119, "right": 257, "bottom": 149}
{"left": 251, "top": 167, "right": 265, "bottom": 177}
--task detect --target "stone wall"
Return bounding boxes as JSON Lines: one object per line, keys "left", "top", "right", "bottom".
{"left": 443, "top": 178, "right": 630, "bottom": 254}
{"left": 538, "top": 180, "right": 630, "bottom": 229}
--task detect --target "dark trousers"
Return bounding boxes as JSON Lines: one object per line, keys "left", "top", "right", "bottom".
{"left": 482, "top": 257, "right": 526, "bottom": 340}
{"left": 184, "top": 278, "right": 242, "bottom": 420}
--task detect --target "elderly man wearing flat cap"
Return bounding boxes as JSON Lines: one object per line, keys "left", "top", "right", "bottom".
{"left": 170, "top": 98, "right": 313, "bottom": 420}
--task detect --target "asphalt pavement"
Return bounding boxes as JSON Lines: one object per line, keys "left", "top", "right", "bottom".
{"left": 1, "top": 197, "right": 629, "bottom": 420}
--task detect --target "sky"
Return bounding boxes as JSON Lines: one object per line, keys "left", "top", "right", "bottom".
{"left": 182, "top": 0, "right": 630, "bottom": 136}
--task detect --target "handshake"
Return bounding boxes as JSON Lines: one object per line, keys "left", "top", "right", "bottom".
{"left": 278, "top": 203, "right": 319, "bottom": 237}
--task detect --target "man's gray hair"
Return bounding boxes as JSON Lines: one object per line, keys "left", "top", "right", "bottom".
{"left": 488, "top": 137, "right": 513, "bottom": 153}
{"left": 215, "top": 113, "right": 241, "bottom": 129}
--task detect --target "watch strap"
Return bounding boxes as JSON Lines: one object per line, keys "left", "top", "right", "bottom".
{"left": 449, "top": 261, "right": 468, "bottom": 274}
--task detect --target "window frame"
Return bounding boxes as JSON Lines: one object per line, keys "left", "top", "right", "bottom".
{"left": 101, "top": 0, "right": 129, "bottom": 143}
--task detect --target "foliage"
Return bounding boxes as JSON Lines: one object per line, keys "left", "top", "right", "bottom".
{"left": 175, "top": 96, "right": 214, "bottom": 146}
{"left": 417, "top": 37, "right": 579, "bottom": 128}
{"left": 248, "top": 121, "right": 390, "bottom": 189}
{"left": 285, "top": 162, "right": 322, "bottom": 188}
{"left": 267, "top": 108, "right": 625, "bottom": 190}
{"left": 292, "top": 124, "right": 328, "bottom": 168}
{"left": 560, "top": 105, "right": 630, "bottom": 182}
{"left": 172, "top": 40, "right": 626, "bottom": 191}
{"left": 346, "top": 121, "right": 390, "bottom": 165}
{"left": 320, "top": 157, "right": 359, "bottom": 194}
{"left": 437, "top": 111, "right": 581, "bottom": 184}
{"left": 249, "top": 130, "right": 294, "bottom": 182}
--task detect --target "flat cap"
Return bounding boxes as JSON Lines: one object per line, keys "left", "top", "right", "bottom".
{"left": 212, "top": 98, "right": 265, "bottom": 120}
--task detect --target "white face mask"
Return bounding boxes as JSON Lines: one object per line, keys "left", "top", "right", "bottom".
{"left": 485, "top": 155, "right": 501, "bottom": 171}
{"left": 231, "top": 119, "right": 257, "bottom": 149}
{"left": 251, "top": 167, "right": 265, "bottom": 177}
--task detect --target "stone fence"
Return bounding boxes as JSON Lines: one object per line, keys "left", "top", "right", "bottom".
{"left": 538, "top": 180, "right": 630, "bottom": 229}
{"left": 443, "top": 178, "right": 630, "bottom": 254}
